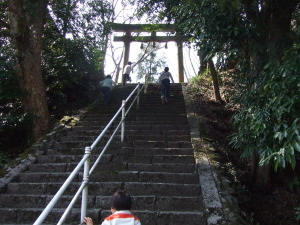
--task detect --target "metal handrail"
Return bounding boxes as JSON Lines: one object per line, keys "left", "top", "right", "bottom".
{"left": 33, "top": 83, "right": 144, "bottom": 225}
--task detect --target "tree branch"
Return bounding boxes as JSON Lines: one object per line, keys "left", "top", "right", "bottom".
{"left": 133, "top": 43, "right": 164, "bottom": 69}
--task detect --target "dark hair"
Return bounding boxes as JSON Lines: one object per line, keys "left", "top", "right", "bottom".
{"left": 106, "top": 75, "right": 111, "bottom": 78}
{"left": 164, "top": 67, "right": 169, "bottom": 72}
{"left": 111, "top": 190, "right": 132, "bottom": 210}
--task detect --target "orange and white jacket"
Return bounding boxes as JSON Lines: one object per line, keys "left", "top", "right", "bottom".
{"left": 101, "top": 211, "right": 141, "bottom": 225}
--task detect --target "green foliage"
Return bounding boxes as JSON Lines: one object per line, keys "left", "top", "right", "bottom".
{"left": 0, "top": 0, "right": 111, "bottom": 166}
{"left": 0, "top": 41, "right": 18, "bottom": 105}
{"left": 0, "top": 1, "right": 9, "bottom": 37}
{"left": 49, "top": 0, "right": 113, "bottom": 45}
{"left": 0, "top": 151, "right": 9, "bottom": 169}
{"left": 170, "top": 1, "right": 246, "bottom": 58}
{"left": 41, "top": 0, "right": 114, "bottom": 116}
{"left": 188, "top": 70, "right": 210, "bottom": 93}
{"left": 131, "top": 0, "right": 249, "bottom": 70}
{"left": 296, "top": 207, "right": 300, "bottom": 221}
{"left": 286, "top": 176, "right": 300, "bottom": 191}
{"left": 0, "top": 112, "right": 33, "bottom": 152}
{"left": 42, "top": 37, "right": 102, "bottom": 115}
{"left": 0, "top": 38, "right": 33, "bottom": 161}
{"left": 136, "top": 44, "right": 167, "bottom": 82}
{"left": 231, "top": 44, "right": 300, "bottom": 170}
{"left": 188, "top": 67, "right": 231, "bottom": 97}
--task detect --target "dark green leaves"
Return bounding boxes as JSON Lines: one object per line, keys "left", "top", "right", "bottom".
{"left": 231, "top": 44, "right": 300, "bottom": 171}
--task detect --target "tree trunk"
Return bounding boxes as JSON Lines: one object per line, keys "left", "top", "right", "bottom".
{"left": 113, "top": 47, "right": 124, "bottom": 83}
{"left": 9, "top": 0, "right": 49, "bottom": 141}
{"left": 262, "top": 0, "right": 299, "bottom": 58}
{"left": 208, "top": 59, "right": 222, "bottom": 102}
{"left": 62, "top": 0, "right": 72, "bottom": 37}
{"left": 198, "top": 50, "right": 207, "bottom": 74}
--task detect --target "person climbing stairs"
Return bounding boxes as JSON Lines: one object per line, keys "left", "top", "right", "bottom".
{"left": 0, "top": 83, "right": 208, "bottom": 225}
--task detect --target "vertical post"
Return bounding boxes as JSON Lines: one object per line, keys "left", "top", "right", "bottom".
{"left": 121, "top": 100, "right": 126, "bottom": 142}
{"left": 122, "top": 31, "right": 131, "bottom": 76}
{"left": 81, "top": 146, "right": 91, "bottom": 223}
{"left": 177, "top": 40, "right": 184, "bottom": 83}
{"left": 137, "top": 83, "right": 140, "bottom": 110}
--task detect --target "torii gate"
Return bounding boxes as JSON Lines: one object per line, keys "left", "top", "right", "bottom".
{"left": 111, "top": 23, "right": 184, "bottom": 83}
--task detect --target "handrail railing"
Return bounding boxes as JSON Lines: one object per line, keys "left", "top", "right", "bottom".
{"left": 33, "top": 83, "right": 144, "bottom": 225}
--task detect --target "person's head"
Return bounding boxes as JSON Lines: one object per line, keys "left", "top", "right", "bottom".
{"left": 164, "top": 67, "right": 169, "bottom": 72}
{"left": 111, "top": 190, "right": 132, "bottom": 211}
{"left": 128, "top": 61, "right": 132, "bottom": 65}
{"left": 106, "top": 75, "right": 112, "bottom": 79}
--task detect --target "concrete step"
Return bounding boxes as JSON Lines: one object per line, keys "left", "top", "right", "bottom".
{"left": 6, "top": 182, "right": 201, "bottom": 196}
{"left": 66, "top": 128, "right": 190, "bottom": 137}
{"left": 59, "top": 134, "right": 191, "bottom": 142}
{"left": 0, "top": 208, "right": 206, "bottom": 225}
{"left": 74, "top": 120, "right": 189, "bottom": 127}
{"left": 121, "top": 124, "right": 190, "bottom": 130}
{"left": 14, "top": 171, "right": 199, "bottom": 184}
{"left": 71, "top": 123, "right": 190, "bottom": 131}
{"left": 47, "top": 147, "right": 194, "bottom": 156}
{"left": 52, "top": 138, "right": 192, "bottom": 149}
{"left": 27, "top": 161, "right": 197, "bottom": 173}
{"left": 35, "top": 154, "right": 195, "bottom": 165}
{"left": 0, "top": 194, "right": 202, "bottom": 211}
{"left": 132, "top": 210, "right": 206, "bottom": 225}
{"left": 27, "top": 162, "right": 127, "bottom": 173}
{"left": 0, "top": 194, "right": 94, "bottom": 209}
{"left": 0, "top": 208, "right": 99, "bottom": 224}
{"left": 132, "top": 140, "right": 193, "bottom": 148}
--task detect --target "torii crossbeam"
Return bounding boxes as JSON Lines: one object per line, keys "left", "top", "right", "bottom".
{"left": 111, "top": 23, "right": 184, "bottom": 82}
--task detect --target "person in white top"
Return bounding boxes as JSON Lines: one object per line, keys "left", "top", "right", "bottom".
{"left": 123, "top": 62, "right": 133, "bottom": 86}
{"left": 158, "top": 67, "right": 174, "bottom": 104}
{"left": 99, "top": 75, "right": 116, "bottom": 105}
{"left": 84, "top": 190, "right": 141, "bottom": 225}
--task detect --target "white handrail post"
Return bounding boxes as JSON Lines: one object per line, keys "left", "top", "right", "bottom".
{"left": 121, "top": 100, "right": 126, "bottom": 142}
{"left": 81, "top": 146, "right": 91, "bottom": 223}
{"left": 137, "top": 82, "right": 140, "bottom": 110}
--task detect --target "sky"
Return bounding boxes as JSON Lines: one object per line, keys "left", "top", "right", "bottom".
{"left": 104, "top": 1, "right": 200, "bottom": 83}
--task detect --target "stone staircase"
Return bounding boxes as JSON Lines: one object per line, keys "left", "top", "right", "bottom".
{"left": 0, "top": 83, "right": 207, "bottom": 225}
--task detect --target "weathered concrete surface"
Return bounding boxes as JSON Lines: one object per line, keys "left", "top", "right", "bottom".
{"left": 0, "top": 125, "right": 68, "bottom": 193}
{"left": 182, "top": 83, "right": 249, "bottom": 225}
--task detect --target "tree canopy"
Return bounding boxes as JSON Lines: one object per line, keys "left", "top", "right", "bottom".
{"left": 0, "top": 0, "right": 113, "bottom": 162}
{"left": 136, "top": 43, "right": 167, "bottom": 83}
{"left": 128, "top": 0, "right": 300, "bottom": 189}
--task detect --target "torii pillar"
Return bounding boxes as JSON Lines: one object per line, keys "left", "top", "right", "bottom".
{"left": 123, "top": 31, "right": 131, "bottom": 72}
{"left": 177, "top": 41, "right": 184, "bottom": 83}
{"left": 112, "top": 23, "right": 185, "bottom": 83}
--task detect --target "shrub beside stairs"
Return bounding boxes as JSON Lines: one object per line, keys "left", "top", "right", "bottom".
{"left": 0, "top": 83, "right": 207, "bottom": 225}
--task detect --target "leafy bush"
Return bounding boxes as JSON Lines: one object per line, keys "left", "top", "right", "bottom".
{"left": 42, "top": 38, "right": 102, "bottom": 116}
{"left": 0, "top": 31, "right": 102, "bottom": 166}
{"left": 0, "top": 151, "right": 9, "bottom": 169}
{"left": 0, "top": 41, "right": 33, "bottom": 162}
{"left": 231, "top": 44, "right": 300, "bottom": 171}
{"left": 296, "top": 207, "right": 300, "bottom": 221}
{"left": 0, "top": 112, "right": 33, "bottom": 153}
{"left": 188, "top": 70, "right": 211, "bottom": 93}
